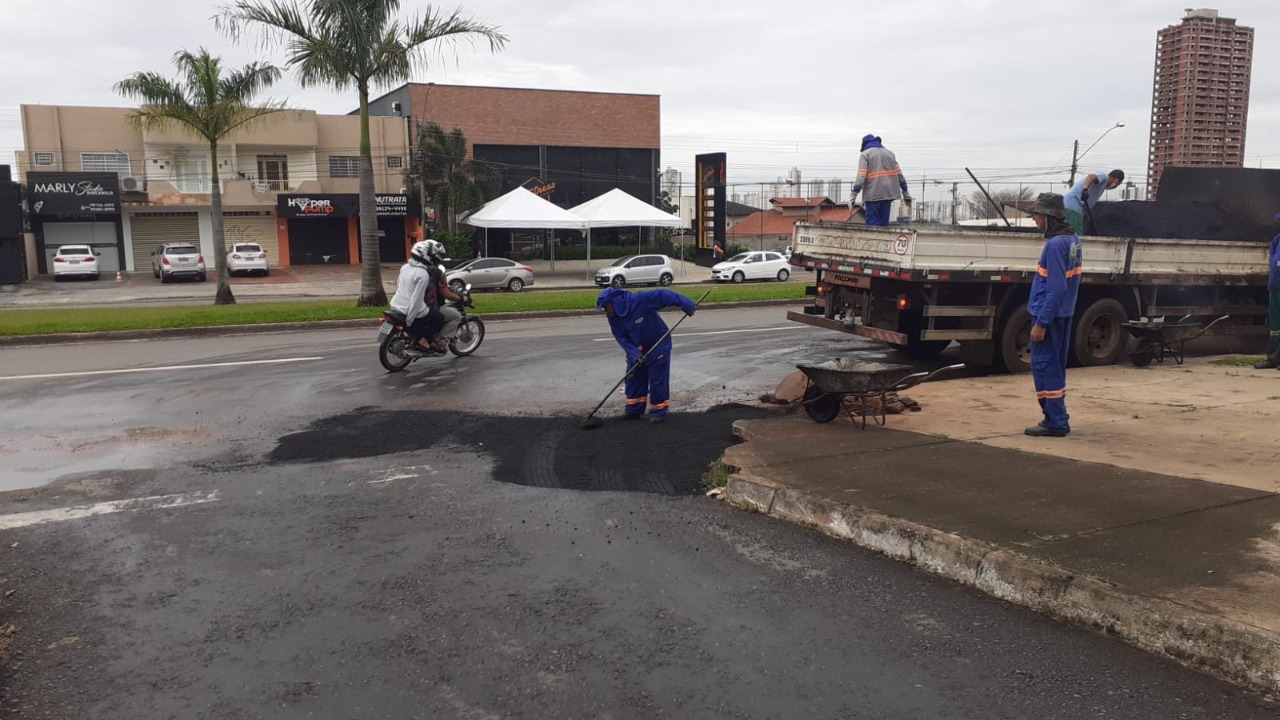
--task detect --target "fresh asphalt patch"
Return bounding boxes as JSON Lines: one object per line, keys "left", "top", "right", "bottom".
{"left": 269, "top": 406, "right": 774, "bottom": 495}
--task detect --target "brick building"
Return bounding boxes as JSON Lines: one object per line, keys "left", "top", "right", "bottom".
{"left": 364, "top": 84, "right": 661, "bottom": 253}
{"left": 1147, "top": 8, "right": 1254, "bottom": 198}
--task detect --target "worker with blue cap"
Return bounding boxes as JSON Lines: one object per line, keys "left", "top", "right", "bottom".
{"left": 597, "top": 286, "right": 697, "bottom": 423}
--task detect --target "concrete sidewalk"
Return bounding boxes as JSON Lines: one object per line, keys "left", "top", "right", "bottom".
{"left": 0, "top": 257, "right": 728, "bottom": 308}
{"left": 725, "top": 358, "right": 1280, "bottom": 696}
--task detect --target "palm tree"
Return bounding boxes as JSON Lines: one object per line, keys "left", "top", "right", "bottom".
{"left": 115, "top": 49, "right": 284, "bottom": 305}
{"left": 216, "top": 0, "right": 507, "bottom": 307}
{"left": 409, "top": 122, "right": 496, "bottom": 234}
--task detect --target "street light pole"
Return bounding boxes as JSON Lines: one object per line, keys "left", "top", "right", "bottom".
{"left": 1069, "top": 121, "right": 1125, "bottom": 186}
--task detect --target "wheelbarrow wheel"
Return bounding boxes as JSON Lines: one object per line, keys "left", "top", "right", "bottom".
{"left": 1130, "top": 338, "right": 1156, "bottom": 368}
{"left": 802, "top": 385, "right": 842, "bottom": 424}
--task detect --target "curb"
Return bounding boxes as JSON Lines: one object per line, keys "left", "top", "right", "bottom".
{"left": 723, "top": 447, "right": 1280, "bottom": 698}
{"left": 0, "top": 299, "right": 798, "bottom": 347}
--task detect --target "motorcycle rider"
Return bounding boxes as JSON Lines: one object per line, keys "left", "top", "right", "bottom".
{"left": 420, "top": 239, "right": 466, "bottom": 352}
{"left": 389, "top": 240, "right": 463, "bottom": 353}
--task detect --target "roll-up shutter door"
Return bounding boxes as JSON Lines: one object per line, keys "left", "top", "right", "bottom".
{"left": 130, "top": 212, "right": 200, "bottom": 268}
{"left": 42, "top": 222, "right": 120, "bottom": 273}
{"left": 222, "top": 211, "right": 279, "bottom": 266}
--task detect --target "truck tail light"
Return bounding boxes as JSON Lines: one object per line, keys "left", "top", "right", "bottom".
{"left": 897, "top": 294, "right": 910, "bottom": 311}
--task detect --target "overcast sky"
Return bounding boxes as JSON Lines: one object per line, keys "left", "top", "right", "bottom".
{"left": 2, "top": 0, "right": 1277, "bottom": 201}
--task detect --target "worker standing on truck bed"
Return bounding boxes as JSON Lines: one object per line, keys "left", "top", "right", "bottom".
{"left": 1064, "top": 169, "right": 1124, "bottom": 235}
{"left": 1024, "top": 193, "right": 1082, "bottom": 437}
{"left": 851, "top": 134, "right": 911, "bottom": 227}
{"left": 1256, "top": 213, "right": 1280, "bottom": 370}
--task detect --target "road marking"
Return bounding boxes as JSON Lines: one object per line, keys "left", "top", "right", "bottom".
{"left": 0, "top": 491, "right": 220, "bottom": 531}
{"left": 368, "top": 465, "right": 433, "bottom": 485}
{"left": 591, "top": 325, "right": 805, "bottom": 341}
{"left": 0, "top": 357, "right": 324, "bottom": 381}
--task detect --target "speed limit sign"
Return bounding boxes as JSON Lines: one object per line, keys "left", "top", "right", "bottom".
{"left": 893, "top": 234, "right": 911, "bottom": 256}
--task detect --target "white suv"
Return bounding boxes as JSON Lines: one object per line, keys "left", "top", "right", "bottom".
{"left": 152, "top": 243, "right": 207, "bottom": 283}
{"left": 594, "top": 254, "right": 675, "bottom": 289}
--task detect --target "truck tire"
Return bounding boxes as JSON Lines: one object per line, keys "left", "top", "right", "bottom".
{"left": 1072, "top": 297, "right": 1129, "bottom": 366}
{"left": 997, "top": 302, "right": 1033, "bottom": 373}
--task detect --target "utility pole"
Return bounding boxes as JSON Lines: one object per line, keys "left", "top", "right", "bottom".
{"left": 1068, "top": 139, "right": 1079, "bottom": 187}
{"left": 950, "top": 182, "right": 959, "bottom": 225}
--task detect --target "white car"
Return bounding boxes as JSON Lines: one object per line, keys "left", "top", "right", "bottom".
{"left": 51, "top": 244, "right": 101, "bottom": 281}
{"left": 226, "top": 243, "right": 270, "bottom": 276}
{"left": 594, "top": 254, "right": 675, "bottom": 288}
{"left": 711, "top": 251, "right": 790, "bottom": 283}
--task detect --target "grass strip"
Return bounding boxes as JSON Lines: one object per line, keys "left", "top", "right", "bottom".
{"left": 1208, "top": 356, "right": 1266, "bottom": 367}
{"left": 0, "top": 283, "right": 806, "bottom": 336}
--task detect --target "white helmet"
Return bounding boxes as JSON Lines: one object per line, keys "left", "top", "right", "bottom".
{"left": 411, "top": 239, "right": 444, "bottom": 263}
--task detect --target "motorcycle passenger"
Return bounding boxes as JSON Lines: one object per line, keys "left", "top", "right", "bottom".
{"left": 388, "top": 240, "right": 452, "bottom": 353}
{"left": 420, "top": 239, "right": 466, "bottom": 353}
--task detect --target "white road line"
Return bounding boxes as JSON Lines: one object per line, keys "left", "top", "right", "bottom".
{"left": 0, "top": 357, "right": 324, "bottom": 381}
{"left": 0, "top": 491, "right": 220, "bottom": 531}
{"left": 591, "top": 325, "right": 805, "bottom": 341}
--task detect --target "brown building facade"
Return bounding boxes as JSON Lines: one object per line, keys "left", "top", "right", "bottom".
{"left": 15, "top": 105, "right": 418, "bottom": 276}
{"left": 1147, "top": 8, "right": 1254, "bottom": 198}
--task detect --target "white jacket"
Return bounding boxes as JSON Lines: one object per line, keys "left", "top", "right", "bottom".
{"left": 389, "top": 259, "right": 432, "bottom": 324}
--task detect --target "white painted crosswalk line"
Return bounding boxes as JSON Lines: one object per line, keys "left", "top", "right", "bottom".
{"left": 0, "top": 491, "right": 220, "bottom": 530}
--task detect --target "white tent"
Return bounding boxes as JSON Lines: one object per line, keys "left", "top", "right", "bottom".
{"left": 459, "top": 186, "right": 587, "bottom": 261}
{"left": 568, "top": 188, "right": 686, "bottom": 268}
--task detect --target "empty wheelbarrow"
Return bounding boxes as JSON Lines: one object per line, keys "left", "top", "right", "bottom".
{"left": 796, "top": 359, "right": 965, "bottom": 428}
{"left": 1122, "top": 314, "right": 1229, "bottom": 367}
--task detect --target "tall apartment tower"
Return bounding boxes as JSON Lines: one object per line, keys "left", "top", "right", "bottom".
{"left": 1147, "top": 8, "right": 1254, "bottom": 198}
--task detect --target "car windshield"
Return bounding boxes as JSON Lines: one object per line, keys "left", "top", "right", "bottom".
{"left": 59, "top": 247, "right": 90, "bottom": 255}
{"left": 607, "top": 256, "right": 636, "bottom": 267}
{"left": 726, "top": 253, "right": 750, "bottom": 263}
{"left": 452, "top": 259, "right": 478, "bottom": 272}
{"left": 167, "top": 246, "right": 198, "bottom": 255}
{"left": 234, "top": 244, "right": 262, "bottom": 253}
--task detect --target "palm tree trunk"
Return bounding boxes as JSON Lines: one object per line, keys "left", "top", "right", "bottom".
{"left": 355, "top": 83, "right": 387, "bottom": 307}
{"left": 210, "top": 141, "right": 235, "bottom": 305}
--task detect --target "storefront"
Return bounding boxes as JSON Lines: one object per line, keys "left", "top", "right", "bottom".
{"left": 26, "top": 172, "right": 124, "bottom": 274}
{"left": 277, "top": 193, "right": 413, "bottom": 266}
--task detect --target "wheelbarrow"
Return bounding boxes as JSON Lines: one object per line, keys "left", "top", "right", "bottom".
{"left": 796, "top": 360, "right": 965, "bottom": 429}
{"left": 1121, "top": 314, "right": 1229, "bottom": 367}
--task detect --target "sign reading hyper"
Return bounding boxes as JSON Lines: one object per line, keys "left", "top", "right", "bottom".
{"left": 287, "top": 197, "right": 336, "bottom": 215}
{"left": 26, "top": 172, "right": 121, "bottom": 216}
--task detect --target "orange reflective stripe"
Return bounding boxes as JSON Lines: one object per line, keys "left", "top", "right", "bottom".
{"left": 1036, "top": 265, "right": 1048, "bottom": 277}
{"left": 1065, "top": 267, "right": 1083, "bottom": 278}
{"left": 626, "top": 397, "right": 647, "bottom": 405}
{"left": 865, "top": 169, "right": 901, "bottom": 179}
{"left": 649, "top": 401, "right": 671, "bottom": 411}
{"left": 1036, "top": 389, "right": 1067, "bottom": 400}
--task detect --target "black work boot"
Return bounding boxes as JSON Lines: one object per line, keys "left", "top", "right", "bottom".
{"left": 1024, "top": 424, "right": 1070, "bottom": 437}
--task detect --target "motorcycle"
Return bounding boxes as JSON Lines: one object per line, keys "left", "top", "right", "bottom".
{"left": 377, "top": 285, "right": 486, "bottom": 372}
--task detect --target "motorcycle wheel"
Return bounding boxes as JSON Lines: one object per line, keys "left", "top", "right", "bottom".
{"left": 449, "top": 317, "right": 486, "bottom": 357}
{"left": 379, "top": 332, "right": 413, "bottom": 372}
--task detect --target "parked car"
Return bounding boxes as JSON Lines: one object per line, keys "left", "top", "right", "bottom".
{"left": 594, "top": 254, "right": 675, "bottom": 288}
{"left": 711, "top": 251, "right": 790, "bottom": 283}
{"left": 151, "top": 243, "right": 207, "bottom": 283}
{"left": 226, "top": 243, "right": 269, "bottom": 277}
{"left": 51, "top": 244, "right": 100, "bottom": 281}
{"left": 446, "top": 257, "right": 535, "bottom": 293}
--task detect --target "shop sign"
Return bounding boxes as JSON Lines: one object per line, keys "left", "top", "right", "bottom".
{"left": 26, "top": 172, "right": 120, "bottom": 216}
{"left": 375, "top": 194, "right": 408, "bottom": 216}
{"left": 279, "top": 193, "right": 408, "bottom": 218}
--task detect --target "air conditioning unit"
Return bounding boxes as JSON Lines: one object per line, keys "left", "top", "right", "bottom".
{"left": 121, "top": 176, "right": 144, "bottom": 192}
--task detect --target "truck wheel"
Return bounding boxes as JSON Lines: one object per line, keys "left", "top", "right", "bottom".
{"left": 997, "top": 302, "right": 1033, "bottom": 373}
{"left": 1073, "top": 297, "right": 1128, "bottom": 366}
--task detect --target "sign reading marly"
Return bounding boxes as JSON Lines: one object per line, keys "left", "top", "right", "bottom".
{"left": 26, "top": 172, "right": 120, "bottom": 216}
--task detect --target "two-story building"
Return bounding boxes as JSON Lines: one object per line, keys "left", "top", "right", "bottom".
{"left": 16, "top": 105, "right": 417, "bottom": 275}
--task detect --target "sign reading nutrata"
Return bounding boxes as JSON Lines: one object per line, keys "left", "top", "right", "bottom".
{"left": 279, "top": 193, "right": 408, "bottom": 218}
{"left": 26, "top": 172, "right": 120, "bottom": 216}
{"left": 375, "top": 194, "right": 408, "bottom": 216}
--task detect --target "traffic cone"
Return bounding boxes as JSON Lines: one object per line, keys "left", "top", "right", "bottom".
{"left": 115, "top": 271, "right": 123, "bottom": 283}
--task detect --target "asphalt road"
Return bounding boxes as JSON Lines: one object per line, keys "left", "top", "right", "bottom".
{"left": 0, "top": 307, "right": 1273, "bottom": 718}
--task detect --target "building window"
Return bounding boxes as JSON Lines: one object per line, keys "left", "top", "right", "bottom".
{"left": 256, "top": 155, "right": 289, "bottom": 191}
{"left": 387, "top": 156, "right": 403, "bottom": 169}
{"left": 81, "top": 151, "right": 131, "bottom": 176}
{"left": 174, "top": 155, "right": 210, "bottom": 193}
{"left": 33, "top": 152, "right": 55, "bottom": 166}
{"left": 329, "top": 155, "right": 361, "bottom": 178}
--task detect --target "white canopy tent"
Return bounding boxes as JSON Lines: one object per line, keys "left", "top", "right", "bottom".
{"left": 568, "top": 188, "right": 686, "bottom": 268}
{"left": 459, "top": 186, "right": 588, "bottom": 261}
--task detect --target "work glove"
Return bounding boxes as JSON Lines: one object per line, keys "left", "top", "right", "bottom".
{"left": 685, "top": 306, "right": 696, "bottom": 317}
{"left": 901, "top": 192, "right": 913, "bottom": 203}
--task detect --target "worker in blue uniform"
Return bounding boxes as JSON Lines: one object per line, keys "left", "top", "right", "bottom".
{"left": 597, "top": 286, "right": 697, "bottom": 423}
{"left": 1024, "top": 193, "right": 1082, "bottom": 437}
{"left": 1255, "top": 213, "right": 1280, "bottom": 370}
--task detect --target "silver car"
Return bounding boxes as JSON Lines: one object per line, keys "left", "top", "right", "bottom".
{"left": 151, "top": 243, "right": 207, "bottom": 283}
{"left": 594, "top": 254, "right": 675, "bottom": 288}
{"left": 446, "top": 257, "right": 535, "bottom": 293}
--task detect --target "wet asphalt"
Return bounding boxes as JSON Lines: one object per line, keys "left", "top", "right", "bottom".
{"left": 0, "top": 308, "right": 1275, "bottom": 718}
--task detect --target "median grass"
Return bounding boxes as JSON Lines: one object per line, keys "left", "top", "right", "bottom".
{"left": 0, "top": 283, "right": 806, "bottom": 336}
